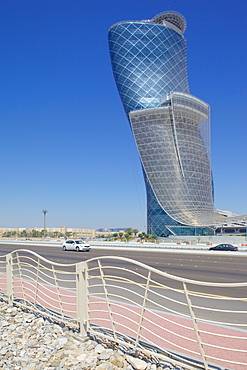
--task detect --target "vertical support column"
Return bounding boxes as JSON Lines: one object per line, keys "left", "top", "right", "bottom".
{"left": 169, "top": 104, "right": 185, "bottom": 178}
{"left": 76, "top": 261, "right": 88, "bottom": 337}
{"left": 183, "top": 282, "right": 209, "bottom": 370}
{"left": 16, "top": 253, "right": 27, "bottom": 308}
{"left": 6, "top": 253, "right": 13, "bottom": 306}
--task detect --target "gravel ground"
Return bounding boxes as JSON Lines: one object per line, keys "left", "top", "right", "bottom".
{"left": 0, "top": 300, "right": 186, "bottom": 370}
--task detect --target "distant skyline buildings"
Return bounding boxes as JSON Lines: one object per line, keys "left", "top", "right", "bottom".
{"left": 108, "top": 11, "right": 247, "bottom": 236}
{"left": 0, "top": 227, "right": 127, "bottom": 239}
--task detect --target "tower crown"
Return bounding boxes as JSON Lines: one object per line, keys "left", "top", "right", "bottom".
{"left": 151, "top": 11, "right": 186, "bottom": 34}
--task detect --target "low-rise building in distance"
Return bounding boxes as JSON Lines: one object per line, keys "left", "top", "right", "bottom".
{"left": 0, "top": 227, "right": 128, "bottom": 239}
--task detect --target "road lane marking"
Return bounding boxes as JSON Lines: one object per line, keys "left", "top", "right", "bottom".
{"left": 90, "top": 276, "right": 247, "bottom": 302}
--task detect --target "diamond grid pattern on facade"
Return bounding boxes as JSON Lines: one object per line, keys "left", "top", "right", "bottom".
{"left": 129, "top": 94, "right": 219, "bottom": 226}
{"left": 109, "top": 15, "right": 247, "bottom": 236}
{"left": 129, "top": 93, "right": 247, "bottom": 227}
{"left": 109, "top": 22, "right": 189, "bottom": 114}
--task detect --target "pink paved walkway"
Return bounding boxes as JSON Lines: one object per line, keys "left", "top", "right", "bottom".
{"left": 1, "top": 276, "right": 246, "bottom": 369}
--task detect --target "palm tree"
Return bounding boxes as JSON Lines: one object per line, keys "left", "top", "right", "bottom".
{"left": 132, "top": 229, "right": 139, "bottom": 236}
{"left": 125, "top": 227, "right": 133, "bottom": 234}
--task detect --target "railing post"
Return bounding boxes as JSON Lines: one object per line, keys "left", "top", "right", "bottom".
{"left": 76, "top": 261, "right": 88, "bottom": 337}
{"left": 6, "top": 253, "right": 13, "bottom": 306}
{"left": 183, "top": 282, "right": 209, "bottom": 370}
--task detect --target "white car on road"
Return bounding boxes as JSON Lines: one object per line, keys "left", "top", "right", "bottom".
{"left": 62, "top": 239, "right": 91, "bottom": 252}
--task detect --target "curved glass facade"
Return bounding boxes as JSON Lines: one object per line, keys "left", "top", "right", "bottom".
{"left": 130, "top": 92, "right": 216, "bottom": 226}
{"left": 109, "top": 12, "right": 247, "bottom": 236}
{"left": 108, "top": 19, "right": 189, "bottom": 114}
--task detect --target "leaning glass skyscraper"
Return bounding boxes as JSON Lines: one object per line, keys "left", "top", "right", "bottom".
{"left": 108, "top": 11, "right": 247, "bottom": 236}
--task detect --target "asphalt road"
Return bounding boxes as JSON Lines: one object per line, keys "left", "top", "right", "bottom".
{"left": 0, "top": 242, "right": 246, "bottom": 283}
{"left": 0, "top": 242, "right": 246, "bottom": 328}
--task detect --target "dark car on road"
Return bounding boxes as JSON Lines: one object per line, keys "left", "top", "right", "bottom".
{"left": 209, "top": 244, "right": 238, "bottom": 251}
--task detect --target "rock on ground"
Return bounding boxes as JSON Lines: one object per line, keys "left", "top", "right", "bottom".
{"left": 0, "top": 300, "right": 185, "bottom": 370}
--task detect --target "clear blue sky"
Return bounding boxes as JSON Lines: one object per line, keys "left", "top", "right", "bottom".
{"left": 0, "top": 0, "right": 246, "bottom": 231}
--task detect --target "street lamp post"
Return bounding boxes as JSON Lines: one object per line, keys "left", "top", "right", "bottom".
{"left": 42, "top": 209, "right": 48, "bottom": 238}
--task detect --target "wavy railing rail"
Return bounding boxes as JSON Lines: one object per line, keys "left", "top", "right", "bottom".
{"left": 0, "top": 250, "right": 246, "bottom": 370}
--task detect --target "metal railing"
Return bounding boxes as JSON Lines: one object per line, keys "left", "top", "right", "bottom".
{"left": 0, "top": 249, "right": 246, "bottom": 370}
